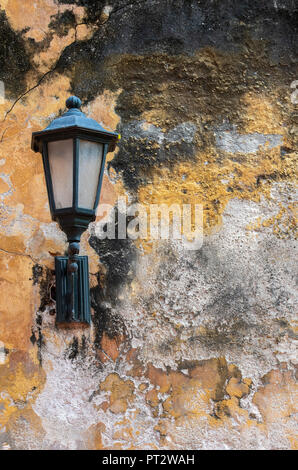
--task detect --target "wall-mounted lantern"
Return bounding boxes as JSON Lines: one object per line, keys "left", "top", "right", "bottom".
{"left": 31, "top": 96, "right": 119, "bottom": 325}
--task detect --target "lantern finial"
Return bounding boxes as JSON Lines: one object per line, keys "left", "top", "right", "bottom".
{"left": 66, "top": 96, "right": 82, "bottom": 109}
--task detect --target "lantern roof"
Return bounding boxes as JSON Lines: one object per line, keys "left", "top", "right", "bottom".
{"left": 31, "top": 96, "right": 119, "bottom": 152}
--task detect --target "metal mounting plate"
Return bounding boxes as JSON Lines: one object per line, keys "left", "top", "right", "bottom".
{"left": 55, "top": 256, "right": 91, "bottom": 324}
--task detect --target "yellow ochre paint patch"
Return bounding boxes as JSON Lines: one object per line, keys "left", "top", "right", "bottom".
{"left": 137, "top": 144, "right": 297, "bottom": 251}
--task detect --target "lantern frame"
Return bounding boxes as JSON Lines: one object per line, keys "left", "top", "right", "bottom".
{"left": 32, "top": 98, "right": 118, "bottom": 243}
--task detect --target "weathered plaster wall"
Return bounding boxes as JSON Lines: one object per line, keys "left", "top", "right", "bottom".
{"left": 0, "top": 0, "right": 297, "bottom": 450}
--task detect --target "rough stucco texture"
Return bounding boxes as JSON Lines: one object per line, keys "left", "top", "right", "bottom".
{"left": 0, "top": 0, "right": 297, "bottom": 450}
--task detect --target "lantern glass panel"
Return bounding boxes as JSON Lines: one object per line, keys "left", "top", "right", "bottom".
{"left": 48, "top": 139, "right": 73, "bottom": 209}
{"left": 78, "top": 140, "right": 103, "bottom": 209}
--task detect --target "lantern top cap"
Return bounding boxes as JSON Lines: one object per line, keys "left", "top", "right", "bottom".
{"left": 66, "top": 96, "right": 82, "bottom": 109}
{"left": 31, "top": 95, "right": 119, "bottom": 152}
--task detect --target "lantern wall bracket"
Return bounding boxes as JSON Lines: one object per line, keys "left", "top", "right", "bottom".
{"left": 55, "top": 249, "right": 91, "bottom": 325}
{"left": 31, "top": 96, "right": 119, "bottom": 327}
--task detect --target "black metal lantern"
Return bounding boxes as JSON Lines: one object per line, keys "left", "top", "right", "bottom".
{"left": 31, "top": 96, "right": 119, "bottom": 325}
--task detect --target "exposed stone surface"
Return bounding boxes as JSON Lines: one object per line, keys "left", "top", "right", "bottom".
{"left": 0, "top": 0, "right": 297, "bottom": 450}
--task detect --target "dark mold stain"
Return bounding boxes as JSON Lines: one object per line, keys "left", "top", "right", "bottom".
{"left": 31, "top": 266, "right": 55, "bottom": 365}
{"left": 81, "top": 334, "right": 88, "bottom": 358}
{"left": 66, "top": 336, "right": 79, "bottom": 360}
{"left": 89, "top": 209, "right": 136, "bottom": 300}
{"left": 110, "top": 130, "right": 196, "bottom": 191}
{"left": 56, "top": 0, "right": 298, "bottom": 60}
{"left": 32, "top": 264, "right": 43, "bottom": 286}
{"left": 30, "top": 318, "right": 44, "bottom": 366}
{"left": 52, "top": 0, "right": 297, "bottom": 191}
{"left": 56, "top": 0, "right": 106, "bottom": 25}
{"left": 36, "top": 266, "right": 56, "bottom": 313}
{"left": 0, "top": 10, "right": 31, "bottom": 98}
{"left": 92, "top": 303, "right": 126, "bottom": 350}
{"left": 51, "top": 0, "right": 296, "bottom": 123}
{"left": 1, "top": 0, "right": 297, "bottom": 116}
{"left": 30, "top": 330, "right": 37, "bottom": 346}
{"left": 89, "top": 208, "right": 136, "bottom": 347}
{"left": 49, "top": 9, "right": 76, "bottom": 37}
{"left": 65, "top": 335, "right": 90, "bottom": 360}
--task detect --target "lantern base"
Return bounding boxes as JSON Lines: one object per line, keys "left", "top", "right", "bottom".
{"left": 54, "top": 208, "right": 95, "bottom": 243}
{"left": 55, "top": 255, "right": 91, "bottom": 324}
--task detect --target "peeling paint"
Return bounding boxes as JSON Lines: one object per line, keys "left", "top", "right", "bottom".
{"left": 215, "top": 127, "right": 283, "bottom": 154}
